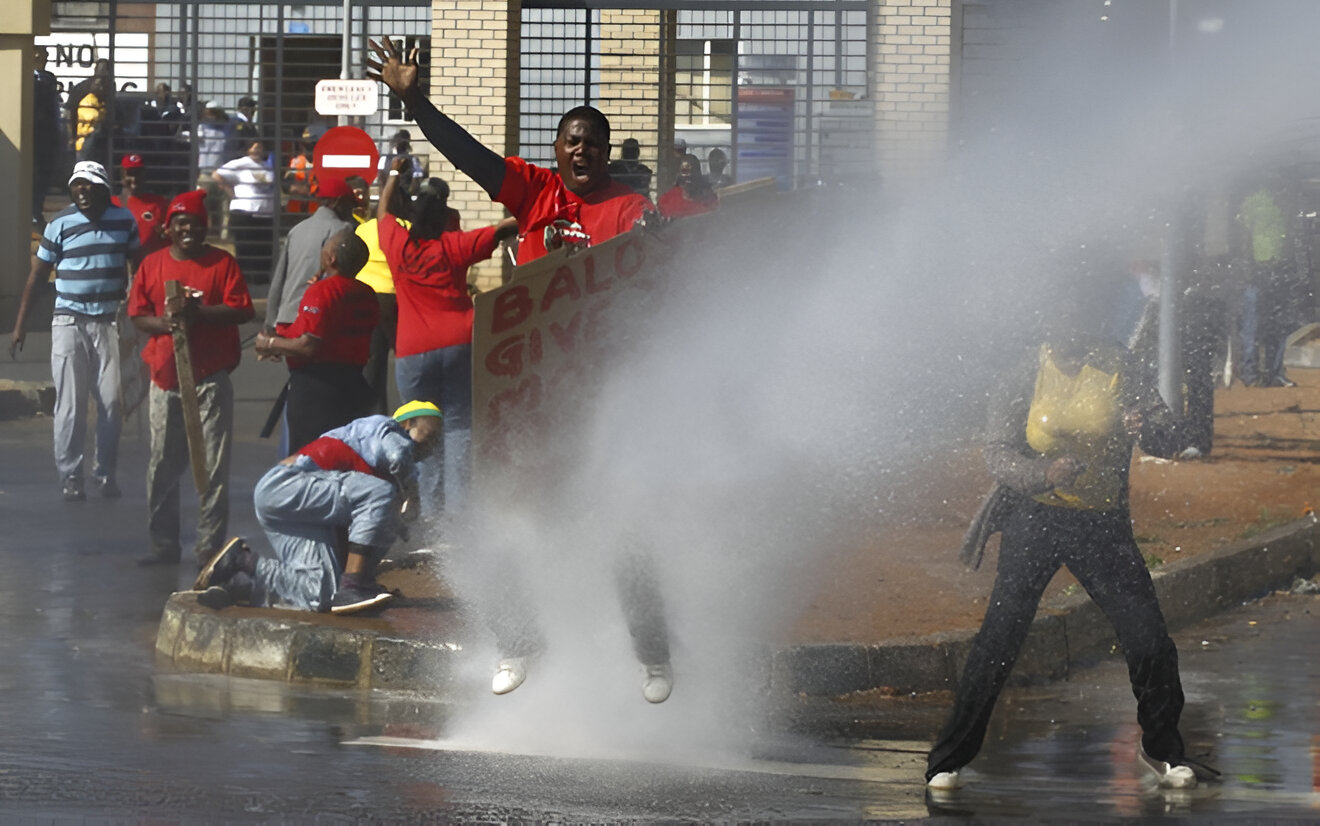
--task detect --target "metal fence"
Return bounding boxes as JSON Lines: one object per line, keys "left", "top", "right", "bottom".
{"left": 38, "top": 0, "right": 872, "bottom": 284}
{"left": 521, "top": 1, "right": 873, "bottom": 195}
{"left": 40, "top": 0, "right": 430, "bottom": 285}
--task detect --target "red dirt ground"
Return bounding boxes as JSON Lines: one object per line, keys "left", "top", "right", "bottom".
{"left": 791, "top": 368, "right": 1320, "bottom": 644}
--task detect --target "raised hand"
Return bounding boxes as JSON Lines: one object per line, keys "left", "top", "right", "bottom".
{"left": 366, "top": 38, "right": 420, "bottom": 100}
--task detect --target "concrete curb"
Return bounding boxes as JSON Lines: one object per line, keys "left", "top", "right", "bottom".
{"left": 155, "top": 516, "right": 1319, "bottom": 698}
{"left": 155, "top": 597, "right": 473, "bottom": 691}
{"left": 0, "top": 380, "right": 54, "bottom": 420}
{"left": 773, "top": 514, "right": 1319, "bottom": 697}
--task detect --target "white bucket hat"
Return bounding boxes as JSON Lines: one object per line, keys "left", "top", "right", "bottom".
{"left": 68, "top": 161, "right": 110, "bottom": 189}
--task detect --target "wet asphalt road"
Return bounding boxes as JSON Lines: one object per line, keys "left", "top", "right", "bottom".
{"left": 0, "top": 415, "right": 1317, "bottom": 821}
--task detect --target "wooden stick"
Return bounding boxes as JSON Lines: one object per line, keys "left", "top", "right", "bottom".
{"left": 166, "top": 280, "right": 210, "bottom": 497}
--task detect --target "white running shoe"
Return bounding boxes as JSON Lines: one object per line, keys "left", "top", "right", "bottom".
{"left": 1138, "top": 745, "right": 1197, "bottom": 789}
{"left": 926, "top": 770, "right": 963, "bottom": 791}
{"left": 641, "top": 662, "right": 673, "bottom": 704}
{"left": 492, "top": 657, "right": 528, "bottom": 695}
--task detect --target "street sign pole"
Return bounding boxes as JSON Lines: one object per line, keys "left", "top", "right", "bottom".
{"left": 339, "top": 0, "right": 352, "bottom": 126}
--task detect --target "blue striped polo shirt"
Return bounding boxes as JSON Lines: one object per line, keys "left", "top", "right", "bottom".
{"left": 37, "top": 203, "right": 141, "bottom": 318}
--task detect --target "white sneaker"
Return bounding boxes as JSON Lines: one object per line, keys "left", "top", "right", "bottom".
{"left": 641, "top": 662, "right": 673, "bottom": 704}
{"left": 926, "top": 770, "right": 963, "bottom": 791}
{"left": 1138, "top": 745, "right": 1197, "bottom": 789}
{"left": 492, "top": 657, "right": 528, "bottom": 695}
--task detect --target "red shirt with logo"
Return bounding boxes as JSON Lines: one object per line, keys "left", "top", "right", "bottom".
{"left": 113, "top": 193, "right": 170, "bottom": 254}
{"left": 496, "top": 156, "right": 652, "bottom": 265}
{"left": 127, "top": 246, "right": 253, "bottom": 391}
{"left": 378, "top": 215, "right": 499, "bottom": 357}
{"left": 281, "top": 274, "right": 380, "bottom": 370}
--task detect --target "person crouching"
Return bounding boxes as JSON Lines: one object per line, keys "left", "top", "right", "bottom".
{"left": 194, "top": 402, "right": 442, "bottom": 614}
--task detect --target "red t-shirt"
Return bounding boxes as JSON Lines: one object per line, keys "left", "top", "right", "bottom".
{"left": 113, "top": 193, "right": 170, "bottom": 254}
{"left": 496, "top": 156, "right": 652, "bottom": 265}
{"left": 127, "top": 246, "right": 253, "bottom": 391}
{"left": 282, "top": 274, "right": 380, "bottom": 370}
{"left": 297, "top": 436, "right": 390, "bottom": 481}
{"left": 658, "top": 186, "right": 718, "bottom": 219}
{"left": 378, "top": 216, "right": 499, "bottom": 357}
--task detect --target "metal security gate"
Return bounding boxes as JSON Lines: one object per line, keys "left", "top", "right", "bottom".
{"left": 521, "top": 0, "right": 873, "bottom": 197}
{"left": 41, "top": 0, "right": 431, "bottom": 284}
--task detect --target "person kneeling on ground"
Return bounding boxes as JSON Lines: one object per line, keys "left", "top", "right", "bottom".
{"left": 194, "top": 402, "right": 442, "bottom": 615}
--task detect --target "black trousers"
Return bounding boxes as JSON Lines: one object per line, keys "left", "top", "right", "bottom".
{"left": 926, "top": 499, "right": 1186, "bottom": 779}
{"left": 286, "top": 363, "right": 372, "bottom": 455}
{"left": 229, "top": 211, "right": 274, "bottom": 285}
{"left": 363, "top": 293, "right": 399, "bottom": 416}
{"left": 486, "top": 545, "right": 671, "bottom": 667}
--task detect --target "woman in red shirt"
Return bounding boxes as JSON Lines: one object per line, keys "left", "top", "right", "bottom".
{"left": 657, "top": 154, "right": 718, "bottom": 219}
{"left": 377, "top": 156, "right": 516, "bottom": 518}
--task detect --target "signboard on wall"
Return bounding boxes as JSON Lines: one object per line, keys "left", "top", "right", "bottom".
{"left": 314, "top": 79, "right": 379, "bottom": 117}
{"left": 35, "top": 33, "right": 150, "bottom": 105}
{"left": 735, "top": 86, "right": 795, "bottom": 191}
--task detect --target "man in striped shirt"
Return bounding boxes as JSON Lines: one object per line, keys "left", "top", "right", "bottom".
{"left": 10, "top": 161, "right": 142, "bottom": 501}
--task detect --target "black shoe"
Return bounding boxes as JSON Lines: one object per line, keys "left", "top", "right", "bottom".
{"left": 95, "top": 476, "right": 121, "bottom": 499}
{"left": 1271, "top": 376, "right": 1297, "bottom": 388}
{"left": 196, "top": 585, "right": 235, "bottom": 610}
{"left": 330, "top": 584, "right": 394, "bottom": 615}
{"left": 62, "top": 478, "right": 85, "bottom": 502}
{"left": 193, "top": 537, "right": 250, "bottom": 591}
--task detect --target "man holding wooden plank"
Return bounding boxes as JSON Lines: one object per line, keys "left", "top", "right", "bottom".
{"left": 128, "top": 191, "right": 254, "bottom": 568}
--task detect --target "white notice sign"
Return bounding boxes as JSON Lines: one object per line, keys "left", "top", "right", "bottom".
{"left": 314, "top": 79, "right": 379, "bottom": 117}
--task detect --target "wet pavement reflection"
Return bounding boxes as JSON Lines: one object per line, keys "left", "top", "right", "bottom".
{"left": 0, "top": 418, "right": 1316, "bottom": 820}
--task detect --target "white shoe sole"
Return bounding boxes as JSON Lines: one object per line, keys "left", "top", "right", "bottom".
{"left": 492, "top": 658, "right": 528, "bottom": 695}
{"left": 1138, "top": 748, "right": 1198, "bottom": 789}
{"left": 329, "top": 591, "right": 393, "bottom": 615}
{"left": 926, "top": 770, "right": 963, "bottom": 791}
{"left": 642, "top": 663, "right": 673, "bottom": 704}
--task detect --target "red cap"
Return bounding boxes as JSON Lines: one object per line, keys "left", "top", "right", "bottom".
{"left": 316, "top": 176, "right": 353, "bottom": 201}
{"left": 165, "top": 190, "right": 209, "bottom": 228}
{"left": 121, "top": 154, "right": 145, "bottom": 169}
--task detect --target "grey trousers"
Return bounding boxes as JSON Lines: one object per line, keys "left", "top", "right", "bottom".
{"left": 251, "top": 463, "right": 401, "bottom": 612}
{"left": 146, "top": 372, "right": 234, "bottom": 562}
{"left": 50, "top": 314, "right": 121, "bottom": 483}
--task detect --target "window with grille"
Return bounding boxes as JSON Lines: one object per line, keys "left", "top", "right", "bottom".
{"left": 675, "top": 39, "right": 733, "bottom": 127}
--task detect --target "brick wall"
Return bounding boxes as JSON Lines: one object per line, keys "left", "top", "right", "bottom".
{"left": 429, "top": 0, "right": 520, "bottom": 289}
{"left": 872, "top": 0, "right": 955, "bottom": 181}
{"left": 596, "top": 9, "right": 672, "bottom": 199}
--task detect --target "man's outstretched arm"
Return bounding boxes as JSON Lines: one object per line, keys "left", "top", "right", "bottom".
{"left": 366, "top": 38, "right": 506, "bottom": 199}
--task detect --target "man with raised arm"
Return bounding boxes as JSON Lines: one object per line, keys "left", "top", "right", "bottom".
{"left": 367, "top": 39, "right": 652, "bottom": 264}
{"left": 367, "top": 40, "right": 674, "bottom": 705}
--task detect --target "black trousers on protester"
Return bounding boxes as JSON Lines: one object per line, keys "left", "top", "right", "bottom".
{"left": 363, "top": 293, "right": 399, "bottom": 416}
{"left": 926, "top": 499, "right": 1186, "bottom": 779}
{"left": 229, "top": 211, "right": 274, "bottom": 285}
{"left": 485, "top": 547, "right": 671, "bottom": 667}
{"left": 286, "top": 363, "right": 373, "bottom": 455}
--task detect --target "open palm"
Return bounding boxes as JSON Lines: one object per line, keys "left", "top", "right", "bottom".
{"left": 366, "top": 38, "right": 419, "bottom": 98}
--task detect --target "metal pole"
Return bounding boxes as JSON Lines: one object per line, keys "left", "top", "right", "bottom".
{"left": 1158, "top": 200, "right": 1186, "bottom": 411}
{"left": 339, "top": 0, "right": 352, "bottom": 126}
{"left": 730, "top": 10, "right": 740, "bottom": 184}
{"left": 1157, "top": 0, "right": 1183, "bottom": 412}
{"left": 805, "top": 12, "right": 814, "bottom": 187}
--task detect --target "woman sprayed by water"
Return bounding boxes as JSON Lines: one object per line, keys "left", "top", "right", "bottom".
{"left": 926, "top": 253, "right": 1217, "bottom": 793}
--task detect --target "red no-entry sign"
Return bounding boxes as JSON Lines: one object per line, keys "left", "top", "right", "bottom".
{"left": 313, "top": 126, "right": 380, "bottom": 187}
